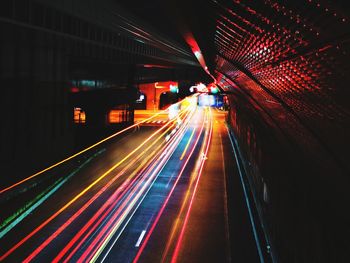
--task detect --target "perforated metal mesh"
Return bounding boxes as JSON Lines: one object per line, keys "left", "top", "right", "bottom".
{"left": 214, "top": 0, "right": 350, "bottom": 170}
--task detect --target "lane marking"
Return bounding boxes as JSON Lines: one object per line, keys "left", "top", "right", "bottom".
{"left": 220, "top": 133, "right": 232, "bottom": 263}
{"left": 132, "top": 107, "right": 206, "bottom": 263}
{"left": 96, "top": 126, "right": 187, "bottom": 263}
{"left": 170, "top": 107, "right": 213, "bottom": 263}
{"left": 0, "top": 150, "right": 104, "bottom": 239}
{"left": 179, "top": 126, "right": 197, "bottom": 160}
{"left": 94, "top": 109, "right": 196, "bottom": 263}
{"left": 226, "top": 126, "right": 264, "bottom": 263}
{"left": 135, "top": 230, "right": 146, "bottom": 247}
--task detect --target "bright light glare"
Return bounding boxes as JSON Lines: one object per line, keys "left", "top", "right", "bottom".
{"left": 198, "top": 94, "right": 216, "bottom": 106}
{"left": 196, "top": 83, "right": 207, "bottom": 92}
{"left": 169, "top": 84, "right": 178, "bottom": 93}
{"left": 168, "top": 104, "right": 179, "bottom": 120}
{"left": 210, "top": 86, "right": 219, "bottom": 94}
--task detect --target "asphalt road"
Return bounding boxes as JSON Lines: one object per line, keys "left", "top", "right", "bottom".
{"left": 0, "top": 103, "right": 261, "bottom": 263}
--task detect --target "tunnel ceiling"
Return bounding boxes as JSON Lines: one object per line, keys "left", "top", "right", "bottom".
{"left": 119, "top": 0, "right": 350, "bottom": 119}
{"left": 119, "top": 0, "right": 350, "bottom": 172}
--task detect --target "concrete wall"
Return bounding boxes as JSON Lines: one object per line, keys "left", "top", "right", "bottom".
{"left": 227, "top": 91, "right": 349, "bottom": 262}
{"left": 0, "top": 22, "right": 74, "bottom": 185}
{"left": 139, "top": 81, "right": 177, "bottom": 110}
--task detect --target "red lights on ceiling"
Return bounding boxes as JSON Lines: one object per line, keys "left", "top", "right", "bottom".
{"left": 213, "top": 0, "right": 347, "bottom": 122}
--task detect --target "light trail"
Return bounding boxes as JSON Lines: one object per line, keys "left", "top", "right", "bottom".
{"left": 88, "top": 145, "right": 173, "bottom": 263}
{"left": 0, "top": 96, "right": 196, "bottom": 194}
{"left": 179, "top": 126, "right": 197, "bottom": 160}
{"left": 161, "top": 146, "right": 203, "bottom": 262}
{"left": 0, "top": 150, "right": 104, "bottom": 239}
{"left": 0, "top": 112, "right": 162, "bottom": 195}
{"left": 97, "top": 108, "right": 197, "bottom": 263}
{"left": 161, "top": 111, "right": 206, "bottom": 261}
{"left": 20, "top": 99, "right": 197, "bottom": 262}
{"left": 84, "top": 106, "right": 196, "bottom": 262}
{"left": 1, "top": 118, "right": 176, "bottom": 262}
{"left": 53, "top": 126, "right": 181, "bottom": 262}
{"left": 22, "top": 106, "right": 195, "bottom": 262}
{"left": 161, "top": 108, "right": 210, "bottom": 262}
{"left": 133, "top": 108, "right": 206, "bottom": 263}
{"left": 58, "top": 151, "right": 163, "bottom": 263}
{"left": 170, "top": 107, "right": 213, "bottom": 263}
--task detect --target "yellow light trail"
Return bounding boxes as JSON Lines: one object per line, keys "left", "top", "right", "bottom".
{"left": 0, "top": 116, "right": 177, "bottom": 261}
{"left": 1, "top": 98, "right": 197, "bottom": 261}
{"left": 162, "top": 108, "right": 208, "bottom": 262}
{"left": 132, "top": 105, "right": 205, "bottom": 263}
{"left": 52, "top": 118, "right": 188, "bottom": 263}
{"left": 83, "top": 106, "right": 197, "bottom": 262}
{"left": 0, "top": 96, "right": 196, "bottom": 194}
{"left": 170, "top": 107, "right": 213, "bottom": 263}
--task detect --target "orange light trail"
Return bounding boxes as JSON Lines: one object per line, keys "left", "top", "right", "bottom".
{"left": 133, "top": 108, "right": 206, "bottom": 263}
{"left": 79, "top": 108, "right": 196, "bottom": 262}
{"left": 16, "top": 99, "right": 197, "bottom": 262}
{"left": 171, "top": 108, "right": 213, "bottom": 263}
{"left": 0, "top": 116, "right": 180, "bottom": 262}
{"left": 162, "top": 108, "right": 210, "bottom": 262}
{"left": 25, "top": 127, "right": 171, "bottom": 263}
{"left": 0, "top": 96, "right": 195, "bottom": 195}
{"left": 84, "top": 105, "right": 198, "bottom": 262}
{"left": 51, "top": 119, "right": 187, "bottom": 263}
{"left": 179, "top": 126, "right": 196, "bottom": 160}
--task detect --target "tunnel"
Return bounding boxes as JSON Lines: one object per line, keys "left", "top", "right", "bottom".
{"left": 0, "top": 0, "right": 349, "bottom": 262}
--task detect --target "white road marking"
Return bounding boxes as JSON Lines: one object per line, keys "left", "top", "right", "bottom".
{"left": 135, "top": 230, "right": 147, "bottom": 247}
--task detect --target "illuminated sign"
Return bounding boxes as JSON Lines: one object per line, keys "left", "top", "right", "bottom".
{"left": 169, "top": 84, "right": 178, "bottom": 93}
{"left": 74, "top": 107, "right": 86, "bottom": 124}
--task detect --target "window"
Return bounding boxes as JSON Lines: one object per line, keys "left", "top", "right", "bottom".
{"left": 74, "top": 107, "right": 86, "bottom": 124}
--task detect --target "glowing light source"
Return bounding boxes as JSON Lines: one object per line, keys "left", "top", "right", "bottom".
{"left": 194, "top": 51, "right": 201, "bottom": 58}
{"left": 198, "top": 94, "right": 216, "bottom": 106}
{"left": 71, "top": 87, "right": 79, "bottom": 93}
{"left": 210, "top": 86, "right": 219, "bottom": 94}
{"left": 0, "top": 98, "right": 195, "bottom": 195}
{"left": 170, "top": 84, "right": 178, "bottom": 93}
{"left": 74, "top": 107, "right": 86, "bottom": 124}
{"left": 196, "top": 83, "right": 207, "bottom": 92}
{"left": 168, "top": 104, "right": 180, "bottom": 120}
{"left": 108, "top": 110, "right": 121, "bottom": 124}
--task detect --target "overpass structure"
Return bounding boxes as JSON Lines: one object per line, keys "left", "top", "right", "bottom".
{"left": 0, "top": 1, "right": 349, "bottom": 262}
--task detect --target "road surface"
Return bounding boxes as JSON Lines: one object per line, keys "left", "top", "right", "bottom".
{"left": 0, "top": 98, "right": 262, "bottom": 262}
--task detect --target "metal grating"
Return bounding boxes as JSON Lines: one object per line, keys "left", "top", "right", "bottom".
{"left": 214, "top": 0, "right": 350, "bottom": 170}
{"left": 215, "top": 1, "right": 349, "bottom": 115}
